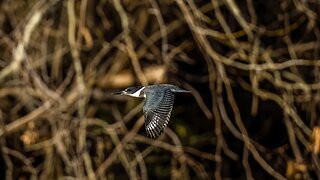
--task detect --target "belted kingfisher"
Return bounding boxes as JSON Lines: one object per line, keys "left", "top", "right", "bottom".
{"left": 114, "top": 84, "right": 191, "bottom": 138}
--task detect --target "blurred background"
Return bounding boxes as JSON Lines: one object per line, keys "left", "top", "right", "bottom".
{"left": 0, "top": 0, "right": 320, "bottom": 179}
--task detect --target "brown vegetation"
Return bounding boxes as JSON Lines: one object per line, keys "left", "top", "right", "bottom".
{"left": 0, "top": 0, "right": 320, "bottom": 179}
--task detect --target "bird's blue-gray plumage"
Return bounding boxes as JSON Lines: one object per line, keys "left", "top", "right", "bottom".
{"left": 114, "top": 84, "right": 190, "bottom": 138}
{"left": 143, "top": 86, "right": 174, "bottom": 138}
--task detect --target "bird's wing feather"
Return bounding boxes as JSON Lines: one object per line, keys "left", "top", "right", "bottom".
{"left": 143, "top": 89, "right": 174, "bottom": 138}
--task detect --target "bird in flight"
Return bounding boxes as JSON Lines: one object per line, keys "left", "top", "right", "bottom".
{"left": 113, "top": 84, "right": 191, "bottom": 138}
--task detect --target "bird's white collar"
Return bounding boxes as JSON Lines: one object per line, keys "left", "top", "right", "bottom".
{"left": 128, "top": 87, "right": 146, "bottom": 98}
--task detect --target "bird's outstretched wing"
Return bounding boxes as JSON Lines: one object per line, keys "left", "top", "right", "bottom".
{"left": 143, "top": 89, "right": 174, "bottom": 138}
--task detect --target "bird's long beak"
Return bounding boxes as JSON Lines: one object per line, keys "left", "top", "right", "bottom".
{"left": 112, "top": 90, "right": 125, "bottom": 95}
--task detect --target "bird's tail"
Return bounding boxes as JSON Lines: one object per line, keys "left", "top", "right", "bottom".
{"left": 170, "top": 87, "right": 191, "bottom": 93}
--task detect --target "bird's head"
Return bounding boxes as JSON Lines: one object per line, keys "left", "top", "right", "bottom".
{"left": 113, "top": 86, "right": 145, "bottom": 98}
